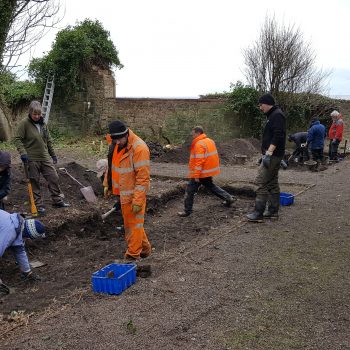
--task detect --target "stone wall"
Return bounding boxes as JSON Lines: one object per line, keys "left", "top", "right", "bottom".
{"left": 100, "top": 97, "right": 240, "bottom": 143}
{"left": 35, "top": 66, "right": 241, "bottom": 142}
{"left": 41, "top": 65, "right": 241, "bottom": 142}
{"left": 5, "top": 65, "right": 350, "bottom": 145}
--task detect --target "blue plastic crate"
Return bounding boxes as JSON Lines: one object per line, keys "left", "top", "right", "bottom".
{"left": 280, "top": 192, "right": 294, "bottom": 206}
{"left": 91, "top": 263, "right": 136, "bottom": 295}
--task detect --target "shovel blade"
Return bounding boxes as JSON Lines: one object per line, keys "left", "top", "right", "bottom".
{"left": 80, "top": 186, "right": 97, "bottom": 203}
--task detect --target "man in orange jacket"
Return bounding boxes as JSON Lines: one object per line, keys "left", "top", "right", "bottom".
{"left": 178, "top": 126, "right": 235, "bottom": 217}
{"left": 106, "top": 120, "right": 152, "bottom": 261}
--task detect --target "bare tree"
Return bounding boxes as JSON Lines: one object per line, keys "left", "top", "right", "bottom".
{"left": 243, "top": 16, "right": 331, "bottom": 95}
{"left": 0, "top": 0, "right": 62, "bottom": 73}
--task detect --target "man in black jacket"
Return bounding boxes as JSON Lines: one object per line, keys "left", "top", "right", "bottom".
{"left": 247, "top": 93, "right": 286, "bottom": 222}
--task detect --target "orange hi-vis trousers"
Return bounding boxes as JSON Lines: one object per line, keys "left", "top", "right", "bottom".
{"left": 121, "top": 202, "right": 151, "bottom": 259}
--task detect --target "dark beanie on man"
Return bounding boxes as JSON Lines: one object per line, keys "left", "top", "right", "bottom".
{"left": 109, "top": 120, "right": 128, "bottom": 138}
{"left": 258, "top": 93, "right": 275, "bottom": 106}
{"left": 0, "top": 151, "right": 11, "bottom": 167}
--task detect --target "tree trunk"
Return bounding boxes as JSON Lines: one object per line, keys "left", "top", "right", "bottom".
{"left": 0, "top": 0, "right": 17, "bottom": 67}
{"left": 0, "top": 105, "right": 11, "bottom": 141}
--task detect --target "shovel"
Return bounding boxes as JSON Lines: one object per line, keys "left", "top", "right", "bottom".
{"left": 59, "top": 168, "right": 97, "bottom": 203}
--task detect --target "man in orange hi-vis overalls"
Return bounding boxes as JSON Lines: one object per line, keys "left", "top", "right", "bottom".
{"left": 178, "top": 126, "right": 235, "bottom": 217}
{"left": 105, "top": 120, "right": 151, "bottom": 261}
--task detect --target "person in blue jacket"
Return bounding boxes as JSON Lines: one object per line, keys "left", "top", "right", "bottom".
{"left": 0, "top": 151, "right": 11, "bottom": 210}
{"left": 307, "top": 117, "right": 326, "bottom": 162}
{"left": 0, "top": 209, "right": 45, "bottom": 295}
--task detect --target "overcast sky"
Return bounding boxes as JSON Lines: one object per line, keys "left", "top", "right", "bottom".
{"left": 21, "top": 0, "right": 350, "bottom": 98}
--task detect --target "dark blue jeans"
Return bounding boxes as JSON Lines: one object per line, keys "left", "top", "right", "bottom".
{"left": 329, "top": 140, "right": 340, "bottom": 160}
{"left": 184, "top": 177, "right": 232, "bottom": 213}
{"left": 311, "top": 148, "right": 324, "bottom": 162}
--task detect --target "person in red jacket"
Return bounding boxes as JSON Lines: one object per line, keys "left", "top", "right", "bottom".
{"left": 328, "top": 110, "right": 344, "bottom": 160}
{"left": 178, "top": 126, "right": 235, "bottom": 217}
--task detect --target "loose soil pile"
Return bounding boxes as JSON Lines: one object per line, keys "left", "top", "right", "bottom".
{"left": 154, "top": 138, "right": 261, "bottom": 165}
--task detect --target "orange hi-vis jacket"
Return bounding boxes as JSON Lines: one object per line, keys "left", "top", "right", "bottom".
{"left": 188, "top": 133, "right": 220, "bottom": 178}
{"left": 107, "top": 130, "right": 150, "bottom": 206}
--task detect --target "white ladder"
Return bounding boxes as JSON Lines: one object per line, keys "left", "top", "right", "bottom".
{"left": 42, "top": 74, "right": 55, "bottom": 124}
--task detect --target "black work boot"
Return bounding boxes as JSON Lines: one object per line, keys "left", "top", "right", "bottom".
{"left": 223, "top": 196, "right": 236, "bottom": 207}
{"left": 246, "top": 197, "right": 267, "bottom": 222}
{"left": 178, "top": 211, "right": 191, "bottom": 217}
{"left": 263, "top": 193, "right": 280, "bottom": 219}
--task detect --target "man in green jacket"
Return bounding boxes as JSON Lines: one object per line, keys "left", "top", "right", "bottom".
{"left": 13, "top": 101, "right": 69, "bottom": 215}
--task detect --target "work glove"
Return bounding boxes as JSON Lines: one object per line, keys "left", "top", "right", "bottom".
{"left": 132, "top": 204, "right": 142, "bottom": 214}
{"left": 113, "top": 201, "right": 121, "bottom": 211}
{"left": 21, "top": 271, "right": 41, "bottom": 282}
{"left": 20, "top": 154, "right": 29, "bottom": 163}
{"left": 52, "top": 156, "right": 58, "bottom": 164}
{"left": 280, "top": 160, "right": 288, "bottom": 170}
{"left": 262, "top": 154, "right": 271, "bottom": 168}
{"left": 0, "top": 280, "right": 10, "bottom": 296}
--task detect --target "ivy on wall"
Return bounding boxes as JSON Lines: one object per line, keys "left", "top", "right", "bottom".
{"left": 28, "top": 19, "right": 122, "bottom": 100}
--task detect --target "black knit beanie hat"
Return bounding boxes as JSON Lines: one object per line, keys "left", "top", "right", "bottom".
{"left": 109, "top": 120, "right": 128, "bottom": 139}
{"left": 0, "top": 151, "right": 11, "bottom": 167}
{"left": 258, "top": 93, "right": 275, "bottom": 106}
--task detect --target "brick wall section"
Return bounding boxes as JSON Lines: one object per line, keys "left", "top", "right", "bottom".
{"left": 100, "top": 97, "right": 234, "bottom": 142}
{"left": 5, "top": 66, "right": 350, "bottom": 145}
{"left": 48, "top": 67, "right": 238, "bottom": 142}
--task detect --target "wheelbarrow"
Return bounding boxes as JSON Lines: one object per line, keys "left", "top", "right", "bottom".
{"left": 58, "top": 168, "right": 97, "bottom": 203}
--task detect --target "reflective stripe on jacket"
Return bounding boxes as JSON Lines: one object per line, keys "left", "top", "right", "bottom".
{"left": 328, "top": 118, "right": 344, "bottom": 141}
{"left": 111, "top": 148, "right": 125, "bottom": 195}
{"left": 108, "top": 130, "right": 150, "bottom": 205}
{"left": 188, "top": 134, "right": 220, "bottom": 178}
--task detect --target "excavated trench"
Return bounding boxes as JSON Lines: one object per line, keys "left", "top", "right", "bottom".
{"left": 0, "top": 161, "right": 307, "bottom": 315}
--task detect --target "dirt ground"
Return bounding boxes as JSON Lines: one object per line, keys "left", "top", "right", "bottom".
{"left": 0, "top": 141, "right": 350, "bottom": 350}
{"left": 154, "top": 138, "right": 261, "bottom": 165}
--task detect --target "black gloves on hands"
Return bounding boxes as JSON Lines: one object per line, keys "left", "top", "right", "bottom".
{"left": 113, "top": 202, "right": 121, "bottom": 211}
{"left": 20, "top": 154, "right": 29, "bottom": 163}
{"left": 262, "top": 154, "right": 271, "bottom": 168}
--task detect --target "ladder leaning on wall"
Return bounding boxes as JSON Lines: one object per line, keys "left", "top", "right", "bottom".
{"left": 42, "top": 74, "right": 55, "bottom": 124}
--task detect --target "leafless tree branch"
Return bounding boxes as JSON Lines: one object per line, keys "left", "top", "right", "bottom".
{"left": 1, "top": 0, "right": 63, "bottom": 73}
{"left": 243, "top": 15, "right": 331, "bottom": 95}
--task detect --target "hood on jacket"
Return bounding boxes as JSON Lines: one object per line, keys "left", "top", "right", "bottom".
{"left": 310, "top": 119, "right": 320, "bottom": 127}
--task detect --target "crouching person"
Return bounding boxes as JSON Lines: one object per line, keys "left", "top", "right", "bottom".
{"left": 96, "top": 159, "right": 109, "bottom": 197}
{"left": 0, "top": 209, "right": 45, "bottom": 295}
